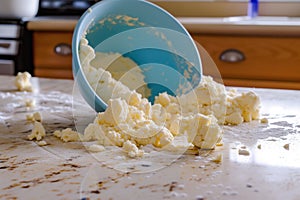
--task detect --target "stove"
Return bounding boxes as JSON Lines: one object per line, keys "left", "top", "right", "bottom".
{"left": 0, "top": 18, "right": 32, "bottom": 76}
{"left": 38, "top": 0, "right": 99, "bottom": 16}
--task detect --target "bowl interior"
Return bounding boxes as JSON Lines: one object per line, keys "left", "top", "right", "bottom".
{"left": 72, "top": 0, "right": 202, "bottom": 111}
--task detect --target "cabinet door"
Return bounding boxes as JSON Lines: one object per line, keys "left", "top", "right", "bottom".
{"left": 193, "top": 34, "right": 300, "bottom": 89}
{"left": 33, "top": 31, "right": 73, "bottom": 79}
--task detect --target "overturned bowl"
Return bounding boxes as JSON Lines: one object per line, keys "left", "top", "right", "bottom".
{"left": 72, "top": 0, "right": 202, "bottom": 112}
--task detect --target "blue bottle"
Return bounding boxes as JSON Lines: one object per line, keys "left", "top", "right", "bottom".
{"left": 248, "top": 0, "right": 259, "bottom": 18}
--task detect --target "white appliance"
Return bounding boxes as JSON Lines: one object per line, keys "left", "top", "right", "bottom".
{"left": 0, "top": 20, "right": 32, "bottom": 75}
{"left": 0, "top": 0, "right": 39, "bottom": 19}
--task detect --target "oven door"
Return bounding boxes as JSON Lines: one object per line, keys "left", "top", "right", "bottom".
{"left": 0, "top": 40, "right": 18, "bottom": 56}
{"left": 0, "top": 40, "right": 18, "bottom": 75}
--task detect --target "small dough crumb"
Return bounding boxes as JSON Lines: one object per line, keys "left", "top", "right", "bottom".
{"left": 53, "top": 128, "right": 82, "bottom": 142}
{"left": 26, "top": 114, "right": 34, "bottom": 122}
{"left": 26, "top": 112, "right": 42, "bottom": 122}
{"left": 87, "top": 144, "right": 106, "bottom": 152}
{"left": 37, "top": 140, "right": 48, "bottom": 146}
{"left": 283, "top": 143, "right": 290, "bottom": 150}
{"left": 25, "top": 99, "right": 36, "bottom": 108}
{"left": 28, "top": 121, "right": 46, "bottom": 141}
{"left": 216, "top": 142, "right": 223, "bottom": 147}
{"left": 238, "top": 148, "right": 250, "bottom": 156}
{"left": 260, "top": 118, "right": 268, "bottom": 123}
{"left": 211, "top": 153, "right": 222, "bottom": 163}
{"left": 122, "top": 140, "right": 144, "bottom": 158}
{"left": 15, "top": 72, "right": 33, "bottom": 92}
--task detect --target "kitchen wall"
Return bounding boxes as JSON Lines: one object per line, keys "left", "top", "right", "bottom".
{"left": 152, "top": 0, "right": 300, "bottom": 17}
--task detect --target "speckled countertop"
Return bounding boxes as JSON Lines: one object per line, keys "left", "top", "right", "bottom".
{"left": 1, "top": 75, "right": 300, "bottom": 200}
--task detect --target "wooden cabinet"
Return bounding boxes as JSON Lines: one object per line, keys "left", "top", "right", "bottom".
{"left": 33, "top": 31, "right": 73, "bottom": 79}
{"left": 192, "top": 34, "right": 300, "bottom": 90}
{"left": 31, "top": 26, "right": 300, "bottom": 90}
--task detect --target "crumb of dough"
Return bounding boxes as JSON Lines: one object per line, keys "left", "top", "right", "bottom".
{"left": 216, "top": 142, "right": 223, "bottom": 147}
{"left": 238, "top": 148, "right": 250, "bottom": 156}
{"left": 26, "top": 114, "right": 34, "bottom": 122}
{"left": 122, "top": 140, "right": 144, "bottom": 158}
{"left": 25, "top": 99, "right": 36, "bottom": 108}
{"left": 37, "top": 140, "right": 48, "bottom": 146}
{"left": 211, "top": 153, "right": 222, "bottom": 163}
{"left": 28, "top": 121, "right": 46, "bottom": 141}
{"left": 260, "top": 118, "right": 269, "bottom": 123}
{"left": 26, "top": 112, "right": 42, "bottom": 122}
{"left": 15, "top": 72, "right": 33, "bottom": 92}
{"left": 53, "top": 128, "right": 83, "bottom": 142}
{"left": 283, "top": 143, "right": 290, "bottom": 150}
{"left": 87, "top": 144, "right": 106, "bottom": 152}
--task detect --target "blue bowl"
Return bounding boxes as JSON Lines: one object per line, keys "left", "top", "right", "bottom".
{"left": 72, "top": 0, "right": 202, "bottom": 112}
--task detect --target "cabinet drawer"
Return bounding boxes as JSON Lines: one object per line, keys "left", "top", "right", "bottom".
{"left": 193, "top": 35, "right": 300, "bottom": 82}
{"left": 34, "top": 68, "right": 73, "bottom": 79}
{"left": 33, "top": 31, "right": 72, "bottom": 70}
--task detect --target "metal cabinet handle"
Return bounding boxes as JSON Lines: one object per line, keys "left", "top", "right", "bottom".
{"left": 54, "top": 43, "right": 72, "bottom": 56}
{"left": 0, "top": 43, "right": 11, "bottom": 49}
{"left": 219, "top": 49, "right": 245, "bottom": 63}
